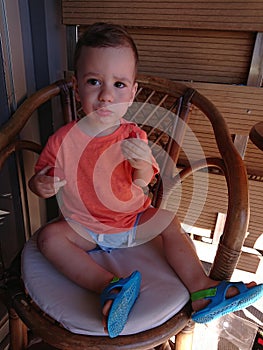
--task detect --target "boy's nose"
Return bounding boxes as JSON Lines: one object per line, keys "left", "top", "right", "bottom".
{"left": 98, "top": 86, "right": 113, "bottom": 102}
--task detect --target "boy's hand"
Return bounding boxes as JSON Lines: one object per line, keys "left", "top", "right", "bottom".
{"left": 28, "top": 166, "right": 67, "bottom": 198}
{"left": 121, "top": 136, "right": 152, "bottom": 170}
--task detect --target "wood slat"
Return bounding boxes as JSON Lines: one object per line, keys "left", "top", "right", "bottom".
{"left": 62, "top": 0, "right": 263, "bottom": 31}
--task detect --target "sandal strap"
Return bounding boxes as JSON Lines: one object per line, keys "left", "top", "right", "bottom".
{"left": 100, "top": 271, "right": 141, "bottom": 307}
{"left": 110, "top": 276, "right": 120, "bottom": 284}
{"left": 100, "top": 276, "right": 121, "bottom": 306}
{"left": 191, "top": 287, "right": 217, "bottom": 302}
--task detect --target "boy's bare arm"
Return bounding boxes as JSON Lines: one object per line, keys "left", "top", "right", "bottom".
{"left": 121, "top": 138, "right": 154, "bottom": 187}
{"left": 132, "top": 163, "right": 154, "bottom": 188}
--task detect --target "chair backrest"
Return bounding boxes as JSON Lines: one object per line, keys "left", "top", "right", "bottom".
{"left": 0, "top": 74, "right": 249, "bottom": 282}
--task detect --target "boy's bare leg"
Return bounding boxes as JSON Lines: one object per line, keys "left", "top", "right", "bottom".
{"left": 37, "top": 219, "right": 125, "bottom": 333}
{"left": 37, "top": 219, "right": 115, "bottom": 293}
{"left": 137, "top": 208, "right": 255, "bottom": 312}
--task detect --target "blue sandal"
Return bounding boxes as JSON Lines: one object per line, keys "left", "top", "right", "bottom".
{"left": 100, "top": 270, "right": 141, "bottom": 338}
{"left": 191, "top": 281, "right": 263, "bottom": 323}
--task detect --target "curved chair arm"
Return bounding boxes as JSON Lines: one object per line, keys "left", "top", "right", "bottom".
{"left": 174, "top": 157, "right": 227, "bottom": 184}
{"left": 0, "top": 80, "right": 74, "bottom": 153}
{"left": 0, "top": 83, "right": 60, "bottom": 152}
{"left": 0, "top": 140, "right": 42, "bottom": 170}
{"left": 191, "top": 91, "right": 249, "bottom": 280}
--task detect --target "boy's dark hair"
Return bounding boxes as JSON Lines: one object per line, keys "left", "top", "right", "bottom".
{"left": 74, "top": 22, "right": 139, "bottom": 74}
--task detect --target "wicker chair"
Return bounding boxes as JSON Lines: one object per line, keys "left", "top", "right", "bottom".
{"left": 0, "top": 74, "right": 249, "bottom": 350}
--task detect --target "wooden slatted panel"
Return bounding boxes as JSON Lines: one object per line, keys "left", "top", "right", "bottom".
{"left": 244, "top": 140, "right": 263, "bottom": 176}
{"left": 237, "top": 252, "right": 260, "bottom": 273}
{"left": 178, "top": 115, "right": 263, "bottom": 178}
{"left": 181, "top": 131, "right": 263, "bottom": 177}
{"left": 181, "top": 83, "right": 263, "bottom": 177}
{"left": 246, "top": 141, "right": 263, "bottom": 177}
{"left": 180, "top": 117, "right": 219, "bottom": 162}
{"left": 79, "top": 26, "right": 254, "bottom": 85}
{"left": 184, "top": 82, "right": 263, "bottom": 134}
{"left": 177, "top": 129, "right": 220, "bottom": 201}
{"left": 167, "top": 172, "right": 263, "bottom": 248}
{"left": 195, "top": 241, "right": 260, "bottom": 273}
{"left": 167, "top": 171, "right": 228, "bottom": 231}
{"left": 247, "top": 179, "right": 263, "bottom": 247}
{"left": 132, "top": 28, "right": 254, "bottom": 85}
{"left": 62, "top": 0, "right": 263, "bottom": 31}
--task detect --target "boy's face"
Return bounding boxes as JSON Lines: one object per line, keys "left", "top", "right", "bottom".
{"left": 73, "top": 45, "right": 138, "bottom": 132}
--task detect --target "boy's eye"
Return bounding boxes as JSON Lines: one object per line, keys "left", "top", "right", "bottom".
{"left": 87, "top": 79, "right": 100, "bottom": 86}
{"left": 114, "top": 81, "right": 125, "bottom": 88}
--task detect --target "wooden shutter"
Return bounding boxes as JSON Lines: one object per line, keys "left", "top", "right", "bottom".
{"left": 62, "top": 0, "right": 263, "bottom": 31}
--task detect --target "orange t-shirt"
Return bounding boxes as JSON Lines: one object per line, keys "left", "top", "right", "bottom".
{"left": 35, "top": 118, "right": 159, "bottom": 233}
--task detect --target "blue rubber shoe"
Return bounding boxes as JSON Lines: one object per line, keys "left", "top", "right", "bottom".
{"left": 191, "top": 281, "right": 263, "bottom": 323}
{"left": 100, "top": 271, "right": 141, "bottom": 338}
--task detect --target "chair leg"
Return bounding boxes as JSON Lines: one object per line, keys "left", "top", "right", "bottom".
{"left": 175, "top": 321, "right": 195, "bottom": 350}
{"left": 9, "top": 308, "right": 28, "bottom": 350}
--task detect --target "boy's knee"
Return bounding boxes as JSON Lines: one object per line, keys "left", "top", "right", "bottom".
{"left": 37, "top": 224, "right": 57, "bottom": 252}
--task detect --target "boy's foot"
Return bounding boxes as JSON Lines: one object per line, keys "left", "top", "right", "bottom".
{"left": 100, "top": 271, "right": 141, "bottom": 338}
{"left": 191, "top": 281, "right": 263, "bottom": 323}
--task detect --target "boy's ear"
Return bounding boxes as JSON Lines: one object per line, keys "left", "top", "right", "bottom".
{"left": 72, "top": 75, "right": 80, "bottom": 102}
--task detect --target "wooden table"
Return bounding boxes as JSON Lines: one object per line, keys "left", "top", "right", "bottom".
{"left": 249, "top": 121, "right": 263, "bottom": 151}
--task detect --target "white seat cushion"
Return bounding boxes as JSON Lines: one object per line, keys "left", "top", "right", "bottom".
{"left": 22, "top": 233, "right": 189, "bottom": 336}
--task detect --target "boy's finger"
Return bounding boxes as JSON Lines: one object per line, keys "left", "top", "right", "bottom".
{"left": 38, "top": 165, "right": 53, "bottom": 176}
{"left": 54, "top": 180, "right": 67, "bottom": 189}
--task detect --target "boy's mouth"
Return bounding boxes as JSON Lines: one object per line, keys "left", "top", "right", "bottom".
{"left": 95, "top": 107, "right": 113, "bottom": 117}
